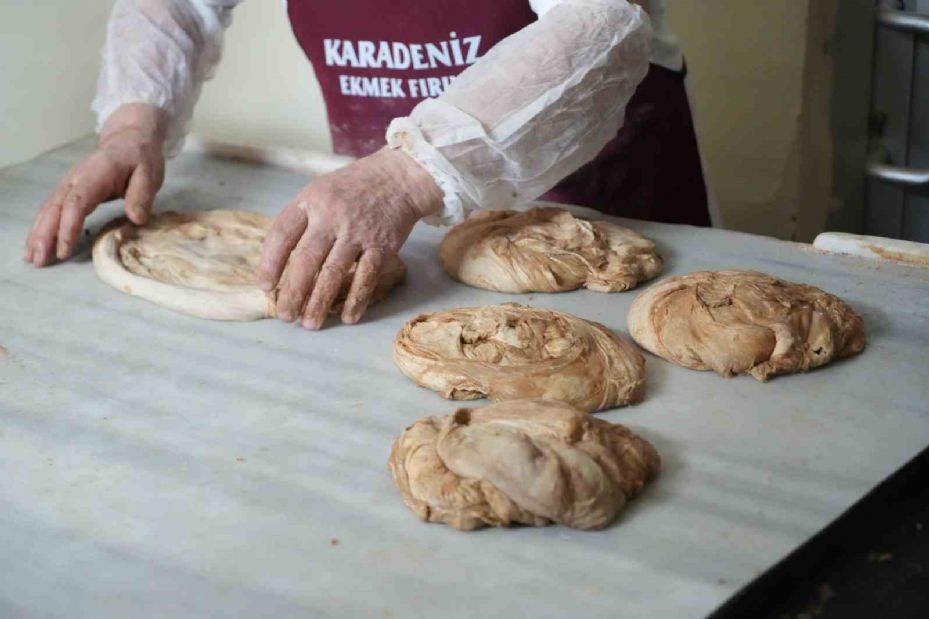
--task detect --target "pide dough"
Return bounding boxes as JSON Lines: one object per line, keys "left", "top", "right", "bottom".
{"left": 628, "top": 270, "right": 866, "bottom": 380}
{"left": 93, "top": 210, "right": 404, "bottom": 321}
{"left": 388, "top": 399, "right": 660, "bottom": 531}
{"left": 439, "top": 207, "right": 663, "bottom": 293}
{"left": 393, "top": 303, "right": 645, "bottom": 413}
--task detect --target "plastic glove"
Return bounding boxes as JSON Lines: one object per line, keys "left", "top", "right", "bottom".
{"left": 256, "top": 146, "right": 443, "bottom": 330}
{"left": 24, "top": 103, "right": 167, "bottom": 267}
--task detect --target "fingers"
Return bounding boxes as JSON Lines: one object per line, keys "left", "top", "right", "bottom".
{"left": 274, "top": 232, "right": 334, "bottom": 322}
{"left": 302, "top": 242, "right": 361, "bottom": 331}
{"left": 257, "top": 203, "right": 308, "bottom": 292}
{"left": 24, "top": 133, "right": 164, "bottom": 267}
{"left": 341, "top": 248, "right": 385, "bottom": 325}
{"left": 24, "top": 194, "right": 64, "bottom": 266}
{"left": 25, "top": 181, "right": 66, "bottom": 263}
{"left": 123, "top": 163, "right": 162, "bottom": 225}
{"left": 54, "top": 173, "right": 114, "bottom": 261}
{"left": 25, "top": 156, "right": 120, "bottom": 266}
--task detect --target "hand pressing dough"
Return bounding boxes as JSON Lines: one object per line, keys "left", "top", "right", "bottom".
{"left": 628, "top": 270, "right": 866, "bottom": 380}
{"left": 439, "top": 207, "right": 663, "bottom": 293}
{"left": 388, "top": 399, "right": 660, "bottom": 531}
{"left": 393, "top": 303, "right": 645, "bottom": 413}
{"left": 93, "top": 210, "right": 404, "bottom": 321}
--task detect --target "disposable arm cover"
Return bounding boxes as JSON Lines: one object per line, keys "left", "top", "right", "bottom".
{"left": 387, "top": 0, "right": 652, "bottom": 224}
{"left": 92, "top": 0, "right": 240, "bottom": 156}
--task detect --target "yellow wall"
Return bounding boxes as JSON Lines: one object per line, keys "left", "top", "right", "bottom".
{"left": 668, "top": 0, "right": 836, "bottom": 240}
{"left": 0, "top": 1, "right": 114, "bottom": 168}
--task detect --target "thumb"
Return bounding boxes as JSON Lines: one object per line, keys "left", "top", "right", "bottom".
{"left": 124, "top": 163, "right": 162, "bottom": 225}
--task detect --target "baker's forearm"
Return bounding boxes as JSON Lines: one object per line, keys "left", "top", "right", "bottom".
{"left": 386, "top": 0, "right": 651, "bottom": 224}
{"left": 92, "top": 0, "right": 240, "bottom": 157}
{"left": 98, "top": 103, "right": 169, "bottom": 147}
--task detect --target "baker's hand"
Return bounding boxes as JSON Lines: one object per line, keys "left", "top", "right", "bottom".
{"left": 24, "top": 103, "right": 167, "bottom": 266}
{"left": 257, "top": 146, "right": 443, "bottom": 330}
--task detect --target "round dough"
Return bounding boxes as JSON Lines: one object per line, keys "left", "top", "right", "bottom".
{"left": 388, "top": 399, "right": 660, "bottom": 531}
{"left": 628, "top": 270, "right": 866, "bottom": 380}
{"left": 439, "top": 207, "right": 663, "bottom": 293}
{"left": 393, "top": 303, "right": 646, "bottom": 413}
{"left": 93, "top": 209, "right": 405, "bottom": 321}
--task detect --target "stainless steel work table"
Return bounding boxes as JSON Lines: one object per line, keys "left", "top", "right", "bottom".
{"left": 2, "top": 139, "right": 928, "bottom": 618}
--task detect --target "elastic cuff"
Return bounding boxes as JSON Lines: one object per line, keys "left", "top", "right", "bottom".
{"left": 386, "top": 117, "right": 476, "bottom": 226}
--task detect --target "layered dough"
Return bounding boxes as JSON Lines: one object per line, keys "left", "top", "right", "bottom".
{"left": 93, "top": 210, "right": 404, "bottom": 320}
{"left": 388, "top": 400, "right": 660, "bottom": 531}
{"left": 393, "top": 303, "right": 645, "bottom": 413}
{"left": 439, "top": 207, "right": 663, "bottom": 293}
{"left": 628, "top": 270, "right": 866, "bottom": 380}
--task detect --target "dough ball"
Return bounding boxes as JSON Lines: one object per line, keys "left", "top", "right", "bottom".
{"left": 439, "top": 207, "right": 663, "bottom": 293}
{"left": 93, "top": 210, "right": 404, "bottom": 321}
{"left": 628, "top": 270, "right": 866, "bottom": 380}
{"left": 393, "top": 303, "right": 646, "bottom": 413}
{"left": 388, "top": 399, "right": 660, "bottom": 531}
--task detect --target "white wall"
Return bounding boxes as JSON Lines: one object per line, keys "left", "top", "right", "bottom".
{"left": 0, "top": 0, "right": 114, "bottom": 168}
{"left": 191, "top": 1, "right": 331, "bottom": 153}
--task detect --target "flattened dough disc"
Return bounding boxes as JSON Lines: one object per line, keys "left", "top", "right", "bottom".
{"left": 628, "top": 270, "right": 866, "bottom": 380}
{"left": 93, "top": 209, "right": 405, "bottom": 321}
{"left": 440, "top": 207, "right": 663, "bottom": 293}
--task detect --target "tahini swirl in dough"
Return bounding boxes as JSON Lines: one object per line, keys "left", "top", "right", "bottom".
{"left": 393, "top": 303, "right": 646, "bottom": 413}
{"left": 628, "top": 270, "right": 866, "bottom": 380}
{"left": 388, "top": 399, "right": 660, "bottom": 531}
{"left": 93, "top": 210, "right": 404, "bottom": 321}
{"left": 439, "top": 207, "right": 663, "bottom": 293}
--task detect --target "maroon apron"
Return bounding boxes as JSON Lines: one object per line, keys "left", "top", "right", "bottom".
{"left": 287, "top": 0, "right": 710, "bottom": 226}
